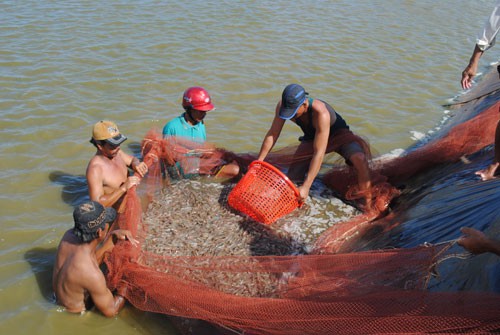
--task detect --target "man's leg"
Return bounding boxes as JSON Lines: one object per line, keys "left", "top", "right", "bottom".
{"left": 287, "top": 140, "right": 313, "bottom": 182}
{"left": 349, "top": 152, "right": 372, "bottom": 210}
{"left": 338, "top": 141, "right": 372, "bottom": 211}
{"left": 475, "top": 119, "right": 500, "bottom": 180}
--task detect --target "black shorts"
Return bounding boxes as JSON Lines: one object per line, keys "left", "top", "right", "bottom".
{"left": 338, "top": 142, "right": 364, "bottom": 165}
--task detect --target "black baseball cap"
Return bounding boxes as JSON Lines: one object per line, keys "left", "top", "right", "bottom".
{"left": 279, "top": 84, "right": 308, "bottom": 120}
{"left": 73, "top": 201, "right": 116, "bottom": 242}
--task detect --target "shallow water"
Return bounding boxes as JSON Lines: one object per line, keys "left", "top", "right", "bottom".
{"left": 0, "top": 0, "right": 499, "bottom": 334}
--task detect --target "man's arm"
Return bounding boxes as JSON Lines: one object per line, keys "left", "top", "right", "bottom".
{"left": 86, "top": 162, "right": 128, "bottom": 208}
{"left": 257, "top": 103, "right": 285, "bottom": 161}
{"left": 461, "top": 2, "right": 500, "bottom": 89}
{"left": 85, "top": 269, "right": 126, "bottom": 317}
{"left": 475, "top": 120, "right": 500, "bottom": 180}
{"left": 458, "top": 227, "right": 500, "bottom": 256}
{"left": 96, "top": 229, "right": 139, "bottom": 264}
{"left": 461, "top": 45, "right": 484, "bottom": 90}
{"left": 298, "top": 101, "right": 330, "bottom": 201}
{"left": 120, "top": 151, "right": 148, "bottom": 177}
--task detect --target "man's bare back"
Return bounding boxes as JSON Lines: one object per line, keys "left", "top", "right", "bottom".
{"left": 52, "top": 230, "right": 104, "bottom": 313}
{"left": 52, "top": 201, "right": 138, "bottom": 317}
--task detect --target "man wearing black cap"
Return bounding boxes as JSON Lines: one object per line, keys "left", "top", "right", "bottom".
{"left": 86, "top": 120, "right": 148, "bottom": 211}
{"left": 257, "top": 84, "right": 372, "bottom": 209}
{"left": 52, "top": 201, "right": 138, "bottom": 316}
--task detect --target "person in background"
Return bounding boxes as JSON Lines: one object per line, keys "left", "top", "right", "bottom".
{"left": 457, "top": 227, "right": 500, "bottom": 256}
{"left": 461, "top": 1, "right": 500, "bottom": 90}
{"left": 475, "top": 118, "right": 500, "bottom": 181}
{"left": 86, "top": 120, "right": 148, "bottom": 211}
{"left": 162, "top": 86, "right": 240, "bottom": 179}
{"left": 52, "top": 201, "right": 138, "bottom": 316}
{"left": 257, "top": 84, "right": 372, "bottom": 210}
{"left": 461, "top": 1, "right": 500, "bottom": 180}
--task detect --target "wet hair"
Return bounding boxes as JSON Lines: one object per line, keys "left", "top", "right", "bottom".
{"left": 73, "top": 224, "right": 106, "bottom": 243}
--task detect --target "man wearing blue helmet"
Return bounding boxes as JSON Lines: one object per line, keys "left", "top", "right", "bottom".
{"left": 257, "top": 84, "right": 372, "bottom": 210}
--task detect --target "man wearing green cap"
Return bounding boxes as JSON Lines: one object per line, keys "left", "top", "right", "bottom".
{"left": 86, "top": 120, "right": 148, "bottom": 211}
{"left": 52, "top": 201, "right": 138, "bottom": 316}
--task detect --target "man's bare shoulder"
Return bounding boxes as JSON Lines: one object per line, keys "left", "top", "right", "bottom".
{"left": 312, "top": 99, "right": 328, "bottom": 113}
{"left": 86, "top": 155, "right": 107, "bottom": 177}
{"left": 87, "top": 154, "right": 107, "bottom": 168}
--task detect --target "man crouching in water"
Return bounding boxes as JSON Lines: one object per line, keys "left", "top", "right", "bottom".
{"left": 52, "top": 201, "right": 138, "bottom": 316}
{"left": 87, "top": 120, "right": 148, "bottom": 210}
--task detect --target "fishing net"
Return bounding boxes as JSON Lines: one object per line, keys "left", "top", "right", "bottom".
{"left": 102, "top": 69, "right": 500, "bottom": 334}
{"left": 317, "top": 101, "right": 500, "bottom": 254}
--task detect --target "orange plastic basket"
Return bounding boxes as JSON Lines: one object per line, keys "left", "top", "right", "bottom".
{"left": 228, "top": 160, "right": 301, "bottom": 225}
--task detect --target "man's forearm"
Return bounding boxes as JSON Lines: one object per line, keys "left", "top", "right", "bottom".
{"left": 99, "top": 186, "right": 127, "bottom": 207}
{"left": 257, "top": 136, "right": 275, "bottom": 161}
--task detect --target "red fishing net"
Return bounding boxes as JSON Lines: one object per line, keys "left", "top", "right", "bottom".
{"left": 102, "top": 100, "right": 499, "bottom": 333}
{"left": 318, "top": 101, "right": 499, "bottom": 254}
{"left": 103, "top": 67, "right": 500, "bottom": 333}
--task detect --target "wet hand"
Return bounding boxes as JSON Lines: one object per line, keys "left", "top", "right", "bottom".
{"left": 124, "top": 176, "right": 141, "bottom": 189}
{"left": 297, "top": 185, "right": 309, "bottom": 204}
{"left": 112, "top": 229, "right": 139, "bottom": 247}
{"left": 457, "top": 227, "right": 491, "bottom": 254}
{"left": 134, "top": 162, "right": 148, "bottom": 177}
{"left": 461, "top": 64, "right": 476, "bottom": 90}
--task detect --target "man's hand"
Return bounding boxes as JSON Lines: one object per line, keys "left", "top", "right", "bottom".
{"left": 297, "top": 185, "right": 309, "bottom": 204}
{"left": 123, "top": 176, "right": 141, "bottom": 190}
{"left": 111, "top": 229, "right": 139, "bottom": 247}
{"left": 457, "top": 227, "right": 491, "bottom": 254}
{"left": 116, "top": 283, "right": 128, "bottom": 298}
{"left": 461, "top": 64, "right": 476, "bottom": 90}
{"left": 132, "top": 161, "right": 148, "bottom": 177}
{"left": 461, "top": 45, "right": 483, "bottom": 90}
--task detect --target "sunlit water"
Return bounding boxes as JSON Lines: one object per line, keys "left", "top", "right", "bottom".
{"left": 0, "top": 1, "right": 498, "bottom": 334}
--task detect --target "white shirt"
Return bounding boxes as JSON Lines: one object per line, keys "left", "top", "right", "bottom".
{"left": 477, "top": 0, "right": 500, "bottom": 51}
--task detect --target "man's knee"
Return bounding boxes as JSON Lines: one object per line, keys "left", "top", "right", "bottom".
{"left": 349, "top": 152, "right": 367, "bottom": 166}
{"left": 219, "top": 161, "right": 240, "bottom": 178}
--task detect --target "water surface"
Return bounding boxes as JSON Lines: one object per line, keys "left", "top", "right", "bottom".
{"left": 0, "top": 1, "right": 497, "bottom": 334}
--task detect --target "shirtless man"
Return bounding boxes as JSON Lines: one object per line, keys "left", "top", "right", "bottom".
{"left": 86, "top": 120, "right": 148, "bottom": 209}
{"left": 52, "top": 201, "right": 138, "bottom": 316}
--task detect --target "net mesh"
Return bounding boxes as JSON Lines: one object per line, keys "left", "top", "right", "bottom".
{"left": 103, "top": 73, "right": 500, "bottom": 333}
{"left": 228, "top": 161, "right": 301, "bottom": 225}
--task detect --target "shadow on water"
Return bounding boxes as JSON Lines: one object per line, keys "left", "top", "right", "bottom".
{"left": 49, "top": 171, "right": 89, "bottom": 207}
{"left": 24, "top": 247, "right": 57, "bottom": 302}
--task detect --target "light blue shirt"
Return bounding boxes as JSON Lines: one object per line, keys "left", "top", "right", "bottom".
{"left": 162, "top": 113, "right": 207, "bottom": 177}
{"left": 162, "top": 113, "right": 206, "bottom": 142}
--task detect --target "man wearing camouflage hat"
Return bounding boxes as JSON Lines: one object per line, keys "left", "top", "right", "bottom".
{"left": 52, "top": 201, "right": 138, "bottom": 316}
